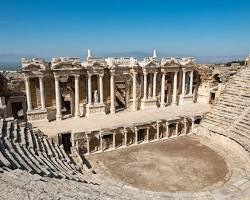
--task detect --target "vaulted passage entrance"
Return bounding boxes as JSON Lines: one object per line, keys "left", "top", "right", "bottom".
{"left": 61, "top": 133, "right": 72, "bottom": 154}
{"left": 137, "top": 129, "right": 146, "bottom": 143}
{"left": 11, "top": 102, "right": 23, "bottom": 119}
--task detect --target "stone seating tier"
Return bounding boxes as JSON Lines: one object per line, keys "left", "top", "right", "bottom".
{"left": 201, "top": 66, "right": 250, "bottom": 153}
{"left": 0, "top": 119, "right": 97, "bottom": 184}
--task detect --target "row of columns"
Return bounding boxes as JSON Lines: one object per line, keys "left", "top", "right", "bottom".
{"left": 84, "top": 117, "right": 198, "bottom": 154}
{"left": 160, "top": 71, "right": 178, "bottom": 107}
{"left": 182, "top": 70, "right": 194, "bottom": 96}
{"left": 25, "top": 69, "right": 194, "bottom": 120}
{"left": 87, "top": 74, "right": 104, "bottom": 105}
{"left": 25, "top": 76, "right": 46, "bottom": 112}
{"left": 142, "top": 71, "right": 158, "bottom": 100}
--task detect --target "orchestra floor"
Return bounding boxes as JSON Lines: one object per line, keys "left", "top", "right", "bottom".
{"left": 87, "top": 135, "right": 229, "bottom": 192}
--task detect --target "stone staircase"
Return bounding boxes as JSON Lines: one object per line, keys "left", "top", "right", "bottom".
{"left": 201, "top": 65, "right": 250, "bottom": 152}
{"left": 0, "top": 118, "right": 98, "bottom": 184}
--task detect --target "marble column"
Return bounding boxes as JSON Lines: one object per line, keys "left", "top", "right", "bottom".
{"left": 172, "top": 71, "right": 178, "bottom": 105}
{"left": 160, "top": 73, "right": 166, "bottom": 107}
{"left": 146, "top": 127, "right": 149, "bottom": 142}
{"left": 55, "top": 76, "right": 62, "bottom": 120}
{"left": 113, "top": 133, "right": 116, "bottom": 149}
{"left": 74, "top": 75, "right": 80, "bottom": 118}
{"left": 110, "top": 71, "right": 115, "bottom": 114}
{"left": 100, "top": 134, "right": 103, "bottom": 151}
{"left": 39, "top": 76, "right": 46, "bottom": 110}
{"left": 175, "top": 122, "right": 179, "bottom": 136}
{"left": 191, "top": 118, "right": 195, "bottom": 133}
{"left": 25, "top": 77, "right": 32, "bottom": 112}
{"left": 156, "top": 121, "right": 160, "bottom": 140}
{"left": 134, "top": 127, "right": 138, "bottom": 144}
{"left": 143, "top": 71, "right": 148, "bottom": 100}
{"left": 99, "top": 74, "right": 104, "bottom": 104}
{"left": 166, "top": 122, "right": 169, "bottom": 138}
{"left": 132, "top": 71, "right": 137, "bottom": 111}
{"left": 153, "top": 72, "right": 157, "bottom": 99}
{"left": 189, "top": 70, "right": 194, "bottom": 95}
{"left": 87, "top": 74, "right": 92, "bottom": 104}
{"left": 182, "top": 70, "right": 186, "bottom": 96}
{"left": 184, "top": 118, "right": 188, "bottom": 134}
{"left": 124, "top": 128, "right": 128, "bottom": 146}
{"left": 86, "top": 134, "right": 90, "bottom": 154}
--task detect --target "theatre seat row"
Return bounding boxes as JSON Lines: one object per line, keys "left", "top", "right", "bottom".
{"left": 0, "top": 118, "right": 98, "bottom": 184}
{"left": 201, "top": 65, "right": 250, "bottom": 153}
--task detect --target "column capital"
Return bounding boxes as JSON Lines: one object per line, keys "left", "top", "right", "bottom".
{"left": 123, "top": 127, "right": 128, "bottom": 133}
{"left": 38, "top": 75, "right": 44, "bottom": 79}
{"left": 87, "top": 72, "right": 92, "bottom": 77}
{"left": 99, "top": 73, "right": 104, "bottom": 77}
{"left": 154, "top": 71, "right": 158, "bottom": 75}
{"left": 99, "top": 131, "right": 104, "bottom": 138}
{"left": 131, "top": 69, "right": 138, "bottom": 75}
{"left": 54, "top": 75, "right": 60, "bottom": 80}
{"left": 110, "top": 69, "right": 115, "bottom": 75}
{"left": 24, "top": 76, "right": 30, "bottom": 81}
{"left": 74, "top": 74, "right": 80, "bottom": 78}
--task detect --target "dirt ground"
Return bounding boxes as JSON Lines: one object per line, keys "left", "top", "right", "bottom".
{"left": 88, "top": 136, "right": 229, "bottom": 192}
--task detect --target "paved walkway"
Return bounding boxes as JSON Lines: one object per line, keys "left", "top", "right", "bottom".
{"left": 31, "top": 103, "right": 210, "bottom": 136}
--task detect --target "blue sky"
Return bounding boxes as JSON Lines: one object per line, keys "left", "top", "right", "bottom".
{"left": 0, "top": 0, "right": 250, "bottom": 61}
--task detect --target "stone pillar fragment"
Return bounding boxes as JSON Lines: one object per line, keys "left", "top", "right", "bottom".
{"left": 166, "top": 122, "right": 169, "bottom": 137}
{"left": 191, "top": 118, "right": 195, "bottom": 133}
{"left": 189, "top": 70, "right": 194, "bottom": 95}
{"left": 184, "top": 118, "right": 188, "bottom": 134}
{"left": 39, "top": 76, "right": 46, "bottom": 110}
{"left": 113, "top": 132, "right": 116, "bottom": 149}
{"left": 86, "top": 134, "right": 90, "bottom": 154}
{"left": 156, "top": 121, "right": 160, "bottom": 140}
{"left": 124, "top": 128, "right": 128, "bottom": 146}
{"left": 99, "top": 74, "right": 104, "bottom": 104}
{"left": 134, "top": 127, "right": 138, "bottom": 144}
{"left": 100, "top": 134, "right": 103, "bottom": 152}
{"left": 182, "top": 70, "right": 186, "bottom": 96}
{"left": 87, "top": 74, "right": 92, "bottom": 104}
{"left": 110, "top": 71, "right": 115, "bottom": 114}
{"left": 55, "top": 76, "right": 62, "bottom": 120}
{"left": 25, "top": 77, "right": 32, "bottom": 111}
{"left": 143, "top": 71, "right": 148, "bottom": 100}
{"left": 160, "top": 73, "right": 166, "bottom": 107}
{"left": 175, "top": 122, "right": 179, "bottom": 136}
{"left": 146, "top": 127, "right": 149, "bottom": 142}
{"left": 153, "top": 72, "right": 157, "bottom": 99}
{"left": 172, "top": 71, "right": 178, "bottom": 105}
{"left": 132, "top": 71, "right": 137, "bottom": 111}
{"left": 74, "top": 75, "right": 80, "bottom": 118}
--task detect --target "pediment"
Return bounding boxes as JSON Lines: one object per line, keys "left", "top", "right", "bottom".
{"left": 142, "top": 59, "right": 159, "bottom": 68}
{"left": 51, "top": 63, "right": 81, "bottom": 70}
{"left": 22, "top": 58, "right": 48, "bottom": 71}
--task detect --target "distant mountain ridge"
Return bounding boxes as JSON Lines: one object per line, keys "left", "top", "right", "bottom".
{"left": 0, "top": 52, "right": 247, "bottom": 71}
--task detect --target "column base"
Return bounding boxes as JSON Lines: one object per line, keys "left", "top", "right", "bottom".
{"left": 27, "top": 109, "right": 48, "bottom": 121}
{"left": 141, "top": 98, "right": 158, "bottom": 110}
{"left": 56, "top": 114, "right": 62, "bottom": 121}
{"left": 179, "top": 94, "right": 194, "bottom": 105}
{"left": 86, "top": 103, "right": 106, "bottom": 117}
